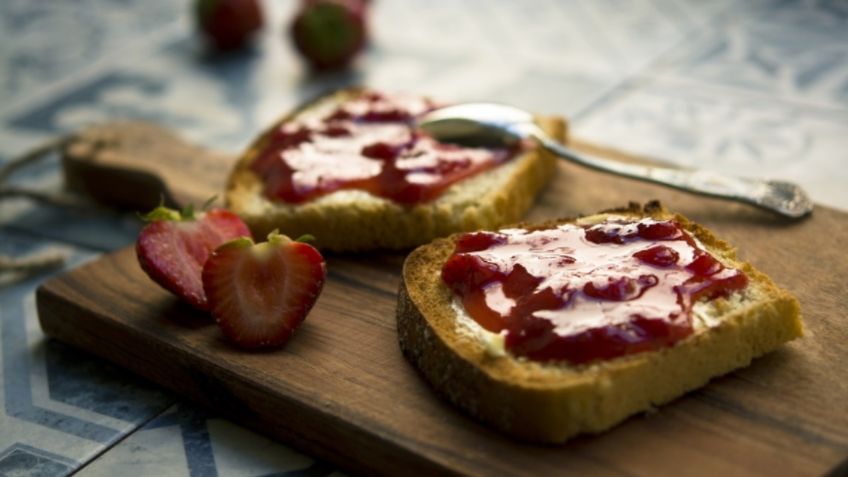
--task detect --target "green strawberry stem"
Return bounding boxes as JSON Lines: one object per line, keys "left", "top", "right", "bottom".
{"left": 213, "top": 232, "right": 318, "bottom": 259}
{"left": 141, "top": 196, "right": 224, "bottom": 223}
{"left": 141, "top": 205, "right": 183, "bottom": 222}
{"left": 202, "top": 195, "right": 219, "bottom": 211}
{"left": 181, "top": 203, "right": 195, "bottom": 220}
{"left": 218, "top": 236, "right": 255, "bottom": 251}
{"left": 295, "top": 234, "right": 316, "bottom": 244}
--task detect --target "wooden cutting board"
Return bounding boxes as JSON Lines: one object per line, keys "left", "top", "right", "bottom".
{"left": 38, "top": 122, "right": 848, "bottom": 476}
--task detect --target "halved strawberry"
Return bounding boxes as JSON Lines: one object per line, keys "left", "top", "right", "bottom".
{"left": 202, "top": 231, "right": 327, "bottom": 349}
{"left": 136, "top": 204, "right": 251, "bottom": 310}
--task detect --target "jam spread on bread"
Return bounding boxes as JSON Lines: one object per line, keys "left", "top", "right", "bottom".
{"left": 250, "top": 91, "right": 519, "bottom": 204}
{"left": 441, "top": 218, "right": 749, "bottom": 364}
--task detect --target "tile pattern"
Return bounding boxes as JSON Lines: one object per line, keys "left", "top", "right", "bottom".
{"left": 0, "top": 230, "right": 172, "bottom": 474}
{"left": 573, "top": 0, "right": 848, "bottom": 210}
{"left": 661, "top": 0, "right": 848, "bottom": 109}
{"left": 76, "top": 405, "right": 336, "bottom": 477}
{"left": 0, "top": 444, "right": 74, "bottom": 477}
{"left": 0, "top": 0, "right": 846, "bottom": 476}
{"left": 0, "top": 0, "right": 186, "bottom": 113}
{"left": 573, "top": 78, "right": 848, "bottom": 209}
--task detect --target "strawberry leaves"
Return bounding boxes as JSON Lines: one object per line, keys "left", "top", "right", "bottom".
{"left": 136, "top": 204, "right": 251, "bottom": 310}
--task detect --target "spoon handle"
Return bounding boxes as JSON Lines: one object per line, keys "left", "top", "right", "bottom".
{"left": 529, "top": 127, "right": 814, "bottom": 219}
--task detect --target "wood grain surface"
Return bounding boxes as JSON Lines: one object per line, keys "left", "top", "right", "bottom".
{"left": 39, "top": 127, "right": 848, "bottom": 476}
{"left": 62, "top": 121, "right": 232, "bottom": 210}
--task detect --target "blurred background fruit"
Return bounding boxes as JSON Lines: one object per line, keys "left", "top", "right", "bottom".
{"left": 290, "top": 0, "right": 368, "bottom": 70}
{"left": 195, "top": 0, "right": 264, "bottom": 51}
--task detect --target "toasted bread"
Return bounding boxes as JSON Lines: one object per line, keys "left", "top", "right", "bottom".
{"left": 397, "top": 201, "right": 803, "bottom": 443}
{"left": 225, "top": 88, "right": 564, "bottom": 251}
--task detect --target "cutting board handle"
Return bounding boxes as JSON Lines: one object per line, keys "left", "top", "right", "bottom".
{"left": 61, "top": 122, "right": 234, "bottom": 211}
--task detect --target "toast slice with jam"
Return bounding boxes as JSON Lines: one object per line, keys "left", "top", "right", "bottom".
{"left": 397, "top": 201, "right": 803, "bottom": 443}
{"left": 226, "top": 88, "right": 563, "bottom": 251}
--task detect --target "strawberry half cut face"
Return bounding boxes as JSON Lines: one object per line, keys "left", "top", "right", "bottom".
{"left": 202, "top": 232, "right": 327, "bottom": 349}
{"left": 136, "top": 206, "right": 251, "bottom": 310}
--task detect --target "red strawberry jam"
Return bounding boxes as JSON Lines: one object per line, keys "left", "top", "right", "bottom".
{"left": 441, "top": 218, "right": 749, "bottom": 365}
{"left": 250, "top": 91, "right": 520, "bottom": 205}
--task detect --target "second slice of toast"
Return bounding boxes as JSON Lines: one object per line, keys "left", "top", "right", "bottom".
{"left": 226, "top": 89, "right": 564, "bottom": 251}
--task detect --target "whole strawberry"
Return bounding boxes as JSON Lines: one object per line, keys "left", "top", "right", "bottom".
{"left": 136, "top": 204, "right": 251, "bottom": 310}
{"left": 195, "top": 0, "right": 263, "bottom": 51}
{"left": 203, "top": 231, "right": 326, "bottom": 349}
{"left": 290, "top": 0, "right": 367, "bottom": 70}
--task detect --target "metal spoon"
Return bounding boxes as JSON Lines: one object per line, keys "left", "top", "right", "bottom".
{"left": 418, "top": 103, "right": 814, "bottom": 219}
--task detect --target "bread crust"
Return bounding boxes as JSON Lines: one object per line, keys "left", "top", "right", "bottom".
{"left": 226, "top": 88, "right": 564, "bottom": 251}
{"left": 397, "top": 201, "right": 803, "bottom": 443}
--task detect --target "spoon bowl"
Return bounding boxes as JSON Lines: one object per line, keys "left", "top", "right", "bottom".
{"left": 418, "top": 103, "right": 534, "bottom": 147}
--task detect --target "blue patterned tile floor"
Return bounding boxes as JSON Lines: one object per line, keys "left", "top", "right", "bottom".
{"left": 75, "top": 404, "right": 340, "bottom": 477}
{"left": 1, "top": 0, "right": 846, "bottom": 475}
{"left": 573, "top": 77, "right": 848, "bottom": 209}
{"left": 0, "top": 229, "right": 172, "bottom": 475}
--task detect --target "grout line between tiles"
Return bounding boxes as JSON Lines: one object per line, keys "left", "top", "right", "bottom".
{"left": 570, "top": 0, "right": 736, "bottom": 123}
{"left": 633, "top": 72, "right": 848, "bottom": 118}
{"left": 569, "top": 0, "right": 848, "bottom": 124}
{"left": 67, "top": 403, "right": 179, "bottom": 477}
